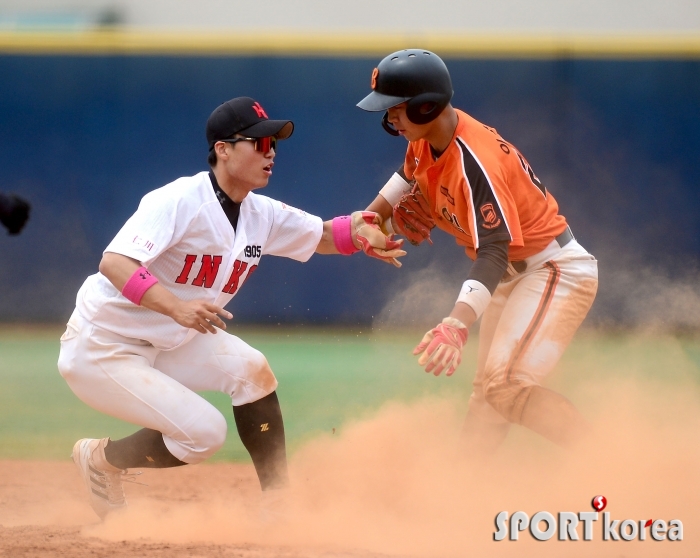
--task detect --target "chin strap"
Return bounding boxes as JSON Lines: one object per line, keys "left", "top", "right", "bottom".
{"left": 382, "top": 112, "right": 400, "bottom": 136}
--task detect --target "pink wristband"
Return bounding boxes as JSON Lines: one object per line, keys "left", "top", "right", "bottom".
{"left": 332, "top": 215, "right": 360, "bottom": 255}
{"left": 122, "top": 266, "right": 159, "bottom": 305}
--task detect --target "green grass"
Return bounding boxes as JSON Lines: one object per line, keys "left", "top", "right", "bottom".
{"left": 1, "top": 325, "right": 700, "bottom": 462}
{"left": 0, "top": 326, "right": 474, "bottom": 461}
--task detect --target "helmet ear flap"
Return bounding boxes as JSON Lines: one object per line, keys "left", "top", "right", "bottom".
{"left": 406, "top": 92, "right": 450, "bottom": 124}
{"left": 382, "top": 112, "right": 400, "bottom": 136}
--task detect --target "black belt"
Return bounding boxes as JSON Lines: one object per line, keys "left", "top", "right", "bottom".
{"left": 555, "top": 225, "right": 574, "bottom": 249}
{"left": 502, "top": 226, "right": 574, "bottom": 280}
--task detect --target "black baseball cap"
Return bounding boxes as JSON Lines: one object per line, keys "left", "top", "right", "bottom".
{"left": 206, "top": 97, "right": 294, "bottom": 150}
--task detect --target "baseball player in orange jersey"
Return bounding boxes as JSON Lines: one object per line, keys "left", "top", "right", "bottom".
{"left": 58, "top": 96, "right": 404, "bottom": 520}
{"left": 358, "top": 50, "right": 599, "bottom": 454}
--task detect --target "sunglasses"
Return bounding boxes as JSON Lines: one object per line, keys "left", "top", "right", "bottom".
{"left": 220, "top": 136, "right": 277, "bottom": 153}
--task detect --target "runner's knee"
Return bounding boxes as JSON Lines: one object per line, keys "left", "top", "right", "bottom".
{"left": 483, "top": 376, "right": 535, "bottom": 424}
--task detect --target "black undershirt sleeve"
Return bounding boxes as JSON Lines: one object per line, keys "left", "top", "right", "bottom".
{"left": 466, "top": 240, "right": 509, "bottom": 295}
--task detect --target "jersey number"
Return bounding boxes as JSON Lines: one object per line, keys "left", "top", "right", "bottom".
{"left": 493, "top": 134, "right": 547, "bottom": 197}
{"left": 244, "top": 245, "right": 262, "bottom": 258}
{"left": 516, "top": 153, "right": 546, "bottom": 197}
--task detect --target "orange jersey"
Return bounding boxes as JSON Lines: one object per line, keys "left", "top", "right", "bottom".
{"left": 404, "top": 110, "right": 568, "bottom": 261}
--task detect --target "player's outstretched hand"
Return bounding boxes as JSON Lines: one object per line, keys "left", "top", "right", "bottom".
{"left": 393, "top": 184, "right": 435, "bottom": 246}
{"left": 171, "top": 299, "right": 233, "bottom": 334}
{"left": 412, "top": 317, "right": 468, "bottom": 376}
{"left": 0, "top": 193, "right": 30, "bottom": 235}
{"left": 350, "top": 211, "right": 406, "bottom": 267}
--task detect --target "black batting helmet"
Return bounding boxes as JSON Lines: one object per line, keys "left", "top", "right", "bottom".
{"left": 357, "top": 49, "right": 453, "bottom": 134}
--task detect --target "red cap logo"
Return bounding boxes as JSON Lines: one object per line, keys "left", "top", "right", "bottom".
{"left": 252, "top": 102, "right": 268, "bottom": 119}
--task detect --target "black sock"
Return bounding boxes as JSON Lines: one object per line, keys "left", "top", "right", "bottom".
{"left": 104, "top": 428, "right": 187, "bottom": 469}
{"left": 233, "top": 391, "right": 289, "bottom": 491}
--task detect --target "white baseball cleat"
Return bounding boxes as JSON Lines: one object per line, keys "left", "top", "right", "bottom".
{"left": 72, "top": 438, "right": 127, "bottom": 519}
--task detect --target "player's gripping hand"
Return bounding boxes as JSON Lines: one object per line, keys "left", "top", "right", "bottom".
{"left": 413, "top": 317, "right": 468, "bottom": 376}
{"left": 0, "top": 193, "right": 30, "bottom": 235}
{"left": 392, "top": 184, "right": 435, "bottom": 246}
{"left": 171, "top": 299, "right": 233, "bottom": 334}
{"left": 350, "top": 211, "right": 406, "bottom": 268}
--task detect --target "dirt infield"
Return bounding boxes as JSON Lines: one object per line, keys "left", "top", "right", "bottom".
{"left": 2, "top": 390, "right": 699, "bottom": 558}
{"left": 0, "top": 460, "right": 386, "bottom": 558}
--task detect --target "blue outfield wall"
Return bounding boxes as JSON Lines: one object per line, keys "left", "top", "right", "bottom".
{"left": 0, "top": 54, "right": 698, "bottom": 325}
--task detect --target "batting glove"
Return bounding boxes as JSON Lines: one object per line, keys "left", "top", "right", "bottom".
{"left": 350, "top": 211, "right": 406, "bottom": 267}
{"left": 392, "top": 184, "right": 435, "bottom": 246}
{"left": 413, "top": 317, "right": 469, "bottom": 376}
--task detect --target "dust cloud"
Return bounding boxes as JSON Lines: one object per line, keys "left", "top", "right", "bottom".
{"left": 373, "top": 264, "right": 464, "bottom": 331}
{"left": 88, "top": 370, "right": 700, "bottom": 557}
{"left": 83, "top": 252, "right": 700, "bottom": 556}
{"left": 592, "top": 261, "right": 700, "bottom": 330}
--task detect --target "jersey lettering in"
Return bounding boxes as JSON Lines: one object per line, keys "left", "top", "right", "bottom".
{"left": 403, "top": 110, "right": 568, "bottom": 261}
{"left": 76, "top": 171, "right": 323, "bottom": 350}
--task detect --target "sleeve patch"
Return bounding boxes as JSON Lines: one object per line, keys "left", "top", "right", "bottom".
{"left": 280, "top": 202, "right": 308, "bottom": 216}
{"left": 479, "top": 203, "right": 502, "bottom": 230}
{"left": 131, "top": 235, "right": 158, "bottom": 253}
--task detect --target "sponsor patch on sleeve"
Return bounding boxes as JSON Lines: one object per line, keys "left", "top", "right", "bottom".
{"left": 131, "top": 235, "right": 157, "bottom": 253}
{"left": 280, "top": 202, "right": 308, "bottom": 216}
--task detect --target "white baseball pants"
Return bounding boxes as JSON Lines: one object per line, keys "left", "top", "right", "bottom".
{"left": 57, "top": 310, "right": 278, "bottom": 464}
{"left": 467, "top": 239, "right": 598, "bottom": 425}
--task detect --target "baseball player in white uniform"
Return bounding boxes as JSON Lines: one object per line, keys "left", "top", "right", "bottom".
{"left": 58, "top": 96, "right": 404, "bottom": 520}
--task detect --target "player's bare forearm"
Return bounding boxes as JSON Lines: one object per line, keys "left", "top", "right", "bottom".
{"left": 99, "top": 252, "right": 231, "bottom": 333}
{"left": 365, "top": 194, "right": 393, "bottom": 222}
{"left": 99, "top": 252, "right": 142, "bottom": 291}
{"left": 99, "top": 252, "right": 182, "bottom": 318}
{"left": 449, "top": 302, "right": 478, "bottom": 330}
{"left": 315, "top": 220, "right": 342, "bottom": 254}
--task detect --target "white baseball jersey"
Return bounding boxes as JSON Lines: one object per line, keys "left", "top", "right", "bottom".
{"left": 75, "top": 171, "right": 323, "bottom": 350}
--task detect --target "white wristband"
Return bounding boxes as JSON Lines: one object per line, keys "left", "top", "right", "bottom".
{"left": 378, "top": 172, "right": 412, "bottom": 206}
{"left": 456, "top": 280, "right": 492, "bottom": 319}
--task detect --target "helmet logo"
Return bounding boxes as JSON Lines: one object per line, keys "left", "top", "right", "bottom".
{"left": 371, "top": 67, "right": 379, "bottom": 90}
